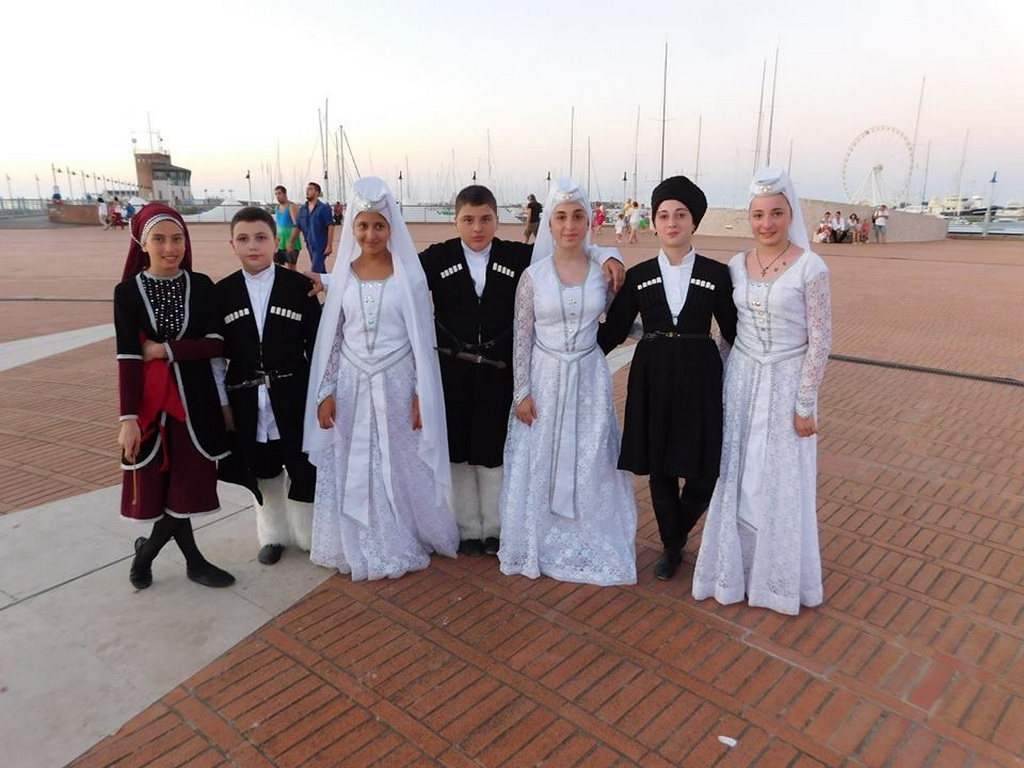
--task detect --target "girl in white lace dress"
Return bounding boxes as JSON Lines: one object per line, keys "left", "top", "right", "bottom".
{"left": 303, "top": 177, "right": 458, "bottom": 580}
{"left": 499, "top": 178, "right": 638, "bottom": 586}
{"left": 692, "top": 167, "right": 832, "bottom": 615}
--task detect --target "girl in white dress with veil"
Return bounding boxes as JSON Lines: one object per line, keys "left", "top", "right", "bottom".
{"left": 499, "top": 178, "right": 637, "bottom": 586}
{"left": 304, "top": 177, "right": 458, "bottom": 580}
{"left": 692, "top": 167, "right": 832, "bottom": 615}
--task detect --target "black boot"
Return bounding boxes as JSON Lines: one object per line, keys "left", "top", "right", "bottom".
{"left": 130, "top": 537, "right": 154, "bottom": 589}
{"left": 170, "top": 517, "right": 236, "bottom": 588}
{"left": 129, "top": 516, "right": 177, "bottom": 590}
{"left": 654, "top": 549, "right": 683, "bottom": 581}
{"left": 258, "top": 544, "right": 285, "bottom": 565}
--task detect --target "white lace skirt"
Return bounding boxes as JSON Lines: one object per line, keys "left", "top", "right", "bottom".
{"left": 499, "top": 348, "right": 637, "bottom": 586}
{"left": 310, "top": 353, "right": 458, "bottom": 580}
{"left": 692, "top": 349, "right": 822, "bottom": 614}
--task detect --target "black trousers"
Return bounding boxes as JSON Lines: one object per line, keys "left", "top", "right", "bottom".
{"left": 254, "top": 440, "right": 316, "bottom": 503}
{"left": 648, "top": 474, "right": 717, "bottom": 551}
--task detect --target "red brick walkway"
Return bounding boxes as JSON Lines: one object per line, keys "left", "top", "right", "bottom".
{"left": 2, "top": 226, "right": 1021, "bottom": 766}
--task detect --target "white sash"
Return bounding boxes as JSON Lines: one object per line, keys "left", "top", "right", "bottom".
{"left": 339, "top": 342, "right": 411, "bottom": 527}
{"left": 534, "top": 339, "right": 598, "bottom": 519}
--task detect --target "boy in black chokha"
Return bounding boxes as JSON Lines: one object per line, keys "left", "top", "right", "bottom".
{"left": 598, "top": 176, "right": 738, "bottom": 581}
{"left": 419, "top": 185, "right": 624, "bottom": 557}
{"left": 214, "top": 207, "right": 322, "bottom": 564}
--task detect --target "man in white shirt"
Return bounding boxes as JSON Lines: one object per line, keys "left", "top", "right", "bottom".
{"left": 830, "top": 210, "right": 848, "bottom": 243}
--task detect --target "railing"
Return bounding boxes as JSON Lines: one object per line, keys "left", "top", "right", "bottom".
{"left": 0, "top": 198, "right": 52, "bottom": 215}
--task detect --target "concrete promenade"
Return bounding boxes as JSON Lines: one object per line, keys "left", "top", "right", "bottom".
{"left": 0, "top": 223, "right": 1021, "bottom": 766}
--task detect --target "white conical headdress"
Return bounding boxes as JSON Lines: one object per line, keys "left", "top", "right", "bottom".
{"left": 303, "top": 176, "right": 450, "bottom": 501}
{"left": 749, "top": 166, "right": 811, "bottom": 253}
{"left": 530, "top": 177, "right": 592, "bottom": 264}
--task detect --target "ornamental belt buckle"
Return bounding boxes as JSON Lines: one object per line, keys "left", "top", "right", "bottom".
{"left": 256, "top": 369, "right": 272, "bottom": 389}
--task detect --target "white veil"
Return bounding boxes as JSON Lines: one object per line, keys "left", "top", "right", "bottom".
{"left": 531, "top": 177, "right": 592, "bottom": 264}
{"left": 749, "top": 166, "right": 811, "bottom": 252}
{"left": 303, "top": 176, "right": 451, "bottom": 501}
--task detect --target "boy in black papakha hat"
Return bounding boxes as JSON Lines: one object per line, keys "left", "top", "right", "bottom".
{"left": 598, "top": 176, "right": 738, "bottom": 581}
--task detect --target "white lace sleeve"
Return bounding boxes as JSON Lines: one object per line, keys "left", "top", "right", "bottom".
{"left": 795, "top": 269, "right": 832, "bottom": 417}
{"left": 716, "top": 334, "right": 732, "bottom": 366}
{"left": 512, "top": 271, "right": 536, "bottom": 406}
{"left": 317, "top": 310, "right": 345, "bottom": 404}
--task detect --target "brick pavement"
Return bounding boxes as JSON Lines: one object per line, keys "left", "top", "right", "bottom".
{"left": 1, "top": 225, "right": 1022, "bottom": 766}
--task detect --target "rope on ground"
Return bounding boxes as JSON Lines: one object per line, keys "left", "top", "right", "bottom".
{"left": 829, "top": 353, "right": 1023, "bottom": 388}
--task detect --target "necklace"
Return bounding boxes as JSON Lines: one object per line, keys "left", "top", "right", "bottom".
{"left": 755, "top": 242, "right": 791, "bottom": 277}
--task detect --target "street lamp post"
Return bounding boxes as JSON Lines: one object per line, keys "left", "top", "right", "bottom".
{"left": 982, "top": 172, "right": 998, "bottom": 238}
{"left": 546, "top": 171, "right": 551, "bottom": 195}
{"left": 622, "top": 172, "right": 627, "bottom": 206}
{"left": 398, "top": 172, "right": 403, "bottom": 212}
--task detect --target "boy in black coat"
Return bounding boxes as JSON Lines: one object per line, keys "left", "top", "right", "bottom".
{"left": 419, "top": 186, "right": 625, "bottom": 556}
{"left": 214, "top": 207, "right": 322, "bottom": 564}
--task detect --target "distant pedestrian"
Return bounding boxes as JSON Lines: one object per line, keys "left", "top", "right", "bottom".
{"left": 332, "top": 201, "right": 344, "bottom": 225}
{"left": 273, "top": 185, "right": 301, "bottom": 270}
{"left": 614, "top": 213, "right": 625, "bottom": 243}
{"left": 98, "top": 197, "right": 110, "bottom": 230}
{"left": 872, "top": 205, "right": 889, "bottom": 243}
{"left": 628, "top": 203, "right": 641, "bottom": 244}
{"left": 296, "top": 181, "right": 336, "bottom": 274}
{"left": 523, "top": 193, "right": 542, "bottom": 243}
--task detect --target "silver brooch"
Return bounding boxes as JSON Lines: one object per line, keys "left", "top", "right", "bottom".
{"left": 558, "top": 190, "right": 578, "bottom": 202}
{"left": 758, "top": 184, "right": 774, "bottom": 194}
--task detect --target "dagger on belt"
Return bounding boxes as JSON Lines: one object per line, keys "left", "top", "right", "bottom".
{"left": 435, "top": 346, "right": 507, "bottom": 370}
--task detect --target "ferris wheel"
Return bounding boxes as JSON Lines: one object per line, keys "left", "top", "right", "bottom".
{"left": 841, "top": 125, "right": 913, "bottom": 206}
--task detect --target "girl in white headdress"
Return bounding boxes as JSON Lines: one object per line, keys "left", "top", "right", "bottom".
{"left": 499, "top": 178, "right": 638, "bottom": 586}
{"left": 692, "top": 167, "right": 832, "bottom": 615}
{"left": 303, "top": 177, "right": 458, "bottom": 580}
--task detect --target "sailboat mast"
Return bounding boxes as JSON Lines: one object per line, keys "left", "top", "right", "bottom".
{"left": 632, "top": 106, "right": 640, "bottom": 200}
{"left": 323, "top": 99, "right": 330, "bottom": 201}
{"left": 954, "top": 130, "right": 969, "bottom": 216}
{"left": 753, "top": 60, "right": 766, "bottom": 174}
{"left": 920, "top": 140, "right": 930, "bottom": 206}
{"left": 569, "top": 107, "right": 575, "bottom": 178}
{"left": 660, "top": 42, "right": 667, "bottom": 182}
{"left": 342, "top": 125, "right": 350, "bottom": 205}
{"left": 587, "top": 137, "right": 591, "bottom": 198}
{"left": 694, "top": 115, "right": 702, "bottom": 180}
{"left": 765, "top": 44, "right": 779, "bottom": 166}
{"left": 909, "top": 76, "right": 926, "bottom": 206}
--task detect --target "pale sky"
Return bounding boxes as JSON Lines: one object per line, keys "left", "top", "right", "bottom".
{"left": 4, "top": 0, "right": 1023, "bottom": 207}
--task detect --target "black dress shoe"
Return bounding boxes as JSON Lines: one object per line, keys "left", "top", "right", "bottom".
{"left": 258, "top": 544, "right": 285, "bottom": 565}
{"left": 483, "top": 537, "right": 500, "bottom": 556}
{"left": 187, "top": 561, "right": 236, "bottom": 588}
{"left": 654, "top": 550, "right": 683, "bottom": 581}
{"left": 458, "top": 539, "right": 485, "bottom": 557}
{"left": 130, "top": 537, "right": 153, "bottom": 590}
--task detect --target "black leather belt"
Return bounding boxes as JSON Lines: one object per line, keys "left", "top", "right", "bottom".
{"left": 641, "top": 332, "right": 711, "bottom": 341}
{"left": 226, "top": 369, "right": 295, "bottom": 391}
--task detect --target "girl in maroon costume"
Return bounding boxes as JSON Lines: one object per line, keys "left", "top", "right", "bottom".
{"left": 115, "top": 203, "right": 234, "bottom": 589}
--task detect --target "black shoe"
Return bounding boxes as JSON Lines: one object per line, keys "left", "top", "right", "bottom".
{"left": 258, "top": 544, "right": 285, "bottom": 565}
{"left": 129, "top": 537, "right": 153, "bottom": 590}
{"left": 654, "top": 550, "right": 683, "bottom": 581}
{"left": 187, "top": 561, "right": 236, "bottom": 588}
{"left": 483, "top": 537, "right": 500, "bottom": 556}
{"left": 458, "top": 539, "right": 484, "bottom": 557}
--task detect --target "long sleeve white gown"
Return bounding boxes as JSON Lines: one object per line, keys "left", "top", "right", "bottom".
{"left": 499, "top": 257, "right": 638, "bottom": 586}
{"left": 692, "top": 250, "right": 832, "bottom": 615}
